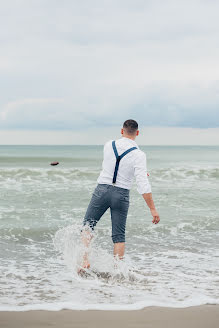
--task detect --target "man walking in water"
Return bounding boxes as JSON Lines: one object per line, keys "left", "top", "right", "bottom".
{"left": 79, "top": 119, "right": 160, "bottom": 271}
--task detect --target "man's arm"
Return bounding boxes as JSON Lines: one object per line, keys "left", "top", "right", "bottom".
{"left": 142, "top": 192, "right": 155, "bottom": 209}
{"left": 142, "top": 192, "right": 160, "bottom": 224}
{"left": 134, "top": 151, "right": 160, "bottom": 224}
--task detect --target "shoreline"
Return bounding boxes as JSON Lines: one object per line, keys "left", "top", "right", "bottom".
{"left": 0, "top": 305, "right": 218, "bottom": 328}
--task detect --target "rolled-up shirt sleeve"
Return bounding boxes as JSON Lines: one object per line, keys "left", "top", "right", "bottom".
{"left": 134, "top": 151, "right": 152, "bottom": 194}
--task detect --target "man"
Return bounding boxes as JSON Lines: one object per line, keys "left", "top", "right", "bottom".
{"left": 79, "top": 119, "right": 160, "bottom": 271}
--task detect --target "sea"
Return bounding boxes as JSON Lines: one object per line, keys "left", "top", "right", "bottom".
{"left": 0, "top": 145, "right": 218, "bottom": 311}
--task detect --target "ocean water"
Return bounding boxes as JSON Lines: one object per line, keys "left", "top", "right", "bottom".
{"left": 0, "top": 145, "right": 219, "bottom": 311}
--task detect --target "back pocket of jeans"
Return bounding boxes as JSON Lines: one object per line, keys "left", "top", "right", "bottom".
{"left": 117, "top": 190, "right": 129, "bottom": 202}
{"left": 94, "top": 185, "right": 107, "bottom": 197}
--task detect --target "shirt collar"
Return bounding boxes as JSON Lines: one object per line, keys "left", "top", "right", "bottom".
{"left": 121, "top": 136, "right": 139, "bottom": 148}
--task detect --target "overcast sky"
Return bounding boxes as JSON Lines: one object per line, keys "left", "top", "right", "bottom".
{"left": 0, "top": 0, "right": 219, "bottom": 145}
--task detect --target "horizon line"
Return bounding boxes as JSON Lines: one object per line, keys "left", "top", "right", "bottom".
{"left": 0, "top": 144, "right": 218, "bottom": 147}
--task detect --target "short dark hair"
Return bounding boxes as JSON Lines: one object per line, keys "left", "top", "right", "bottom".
{"left": 123, "top": 119, "right": 138, "bottom": 135}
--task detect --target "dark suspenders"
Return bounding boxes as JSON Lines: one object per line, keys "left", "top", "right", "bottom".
{"left": 112, "top": 140, "right": 137, "bottom": 184}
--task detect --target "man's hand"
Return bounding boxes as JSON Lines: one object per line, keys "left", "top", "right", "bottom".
{"left": 150, "top": 208, "right": 160, "bottom": 224}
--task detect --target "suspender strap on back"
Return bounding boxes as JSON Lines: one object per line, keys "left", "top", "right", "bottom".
{"left": 112, "top": 140, "right": 137, "bottom": 184}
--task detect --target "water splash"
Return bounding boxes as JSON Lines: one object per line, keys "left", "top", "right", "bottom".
{"left": 53, "top": 223, "right": 139, "bottom": 283}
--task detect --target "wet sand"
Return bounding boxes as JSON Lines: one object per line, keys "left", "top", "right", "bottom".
{"left": 0, "top": 305, "right": 218, "bottom": 328}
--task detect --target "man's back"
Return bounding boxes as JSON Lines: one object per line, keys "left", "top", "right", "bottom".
{"left": 97, "top": 136, "right": 151, "bottom": 194}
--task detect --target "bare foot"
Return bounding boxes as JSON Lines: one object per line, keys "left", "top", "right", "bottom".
{"left": 77, "top": 250, "right": 91, "bottom": 274}
{"left": 77, "top": 261, "right": 90, "bottom": 275}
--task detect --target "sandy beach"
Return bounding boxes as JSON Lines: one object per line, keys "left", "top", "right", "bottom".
{"left": 0, "top": 305, "right": 218, "bottom": 328}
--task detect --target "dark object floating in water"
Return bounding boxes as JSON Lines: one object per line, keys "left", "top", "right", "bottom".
{"left": 50, "top": 161, "right": 59, "bottom": 166}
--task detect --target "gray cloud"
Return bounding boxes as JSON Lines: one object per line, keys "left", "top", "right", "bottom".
{"left": 0, "top": 0, "right": 219, "bottom": 131}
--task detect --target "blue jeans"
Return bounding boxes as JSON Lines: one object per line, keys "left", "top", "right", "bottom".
{"left": 82, "top": 184, "right": 130, "bottom": 243}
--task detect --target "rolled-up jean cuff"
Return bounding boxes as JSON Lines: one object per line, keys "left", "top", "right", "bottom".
{"left": 112, "top": 234, "right": 125, "bottom": 243}
{"left": 80, "top": 220, "right": 95, "bottom": 232}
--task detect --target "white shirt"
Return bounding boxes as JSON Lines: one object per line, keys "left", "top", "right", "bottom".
{"left": 97, "top": 137, "right": 152, "bottom": 194}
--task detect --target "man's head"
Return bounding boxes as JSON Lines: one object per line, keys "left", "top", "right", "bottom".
{"left": 121, "top": 119, "right": 139, "bottom": 139}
